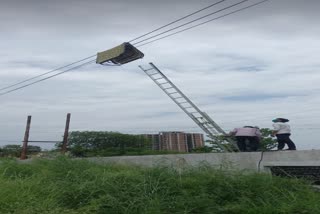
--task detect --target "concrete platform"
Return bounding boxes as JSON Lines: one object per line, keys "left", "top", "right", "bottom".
{"left": 88, "top": 150, "right": 320, "bottom": 172}
{"left": 87, "top": 150, "right": 320, "bottom": 183}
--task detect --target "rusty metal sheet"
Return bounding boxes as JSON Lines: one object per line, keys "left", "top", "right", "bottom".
{"left": 96, "top": 43, "right": 126, "bottom": 64}
{"left": 96, "top": 43, "right": 144, "bottom": 65}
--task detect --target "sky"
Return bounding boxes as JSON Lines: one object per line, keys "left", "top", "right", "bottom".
{"left": 0, "top": 0, "right": 319, "bottom": 150}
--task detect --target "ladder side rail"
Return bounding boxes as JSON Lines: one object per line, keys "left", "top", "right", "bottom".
{"left": 141, "top": 66, "right": 195, "bottom": 114}
{"left": 202, "top": 112, "right": 226, "bottom": 134}
{"left": 152, "top": 73, "right": 218, "bottom": 137}
{"left": 142, "top": 65, "right": 213, "bottom": 130}
{"left": 141, "top": 65, "right": 197, "bottom": 118}
{"left": 141, "top": 64, "right": 202, "bottom": 118}
{"left": 140, "top": 64, "right": 230, "bottom": 152}
{"left": 202, "top": 112, "right": 239, "bottom": 151}
{"left": 149, "top": 63, "right": 208, "bottom": 116}
{"left": 149, "top": 63, "right": 228, "bottom": 135}
{"left": 189, "top": 115, "right": 227, "bottom": 151}
{"left": 199, "top": 120, "right": 233, "bottom": 151}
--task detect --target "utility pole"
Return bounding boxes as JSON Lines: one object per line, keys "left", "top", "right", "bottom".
{"left": 61, "top": 113, "right": 71, "bottom": 154}
{"left": 20, "top": 115, "right": 32, "bottom": 160}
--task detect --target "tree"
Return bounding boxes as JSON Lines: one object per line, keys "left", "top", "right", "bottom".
{"left": 0, "top": 144, "right": 41, "bottom": 157}
{"left": 259, "top": 128, "right": 277, "bottom": 150}
{"left": 1, "top": 145, "right": 22, "bottom": 157}
{"left": 56, "top": 131, "right": 152, "bottom": 157}
{"left": 205, "top": 135, "right": 238, "bottom": 152}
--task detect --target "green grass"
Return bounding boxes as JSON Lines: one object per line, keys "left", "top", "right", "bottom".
{"left": 0, "top": 157, "right": 319, "bottom": 214}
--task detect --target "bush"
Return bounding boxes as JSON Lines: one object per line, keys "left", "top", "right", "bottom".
{"left": 0, "top": 145, "right": 41, "bottom": 158}
{"left": 58, "top": 131, "right": 152, "bottom": 157}
{"left": 0, "top": 158, "right": 319, "bottom": 213}
{"left": 191, "top": 146, "right": 213, "bottom": 153}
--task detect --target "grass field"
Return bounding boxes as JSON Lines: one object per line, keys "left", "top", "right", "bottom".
{"left": 0, "top": 157, "right": 319, "bottom": 214}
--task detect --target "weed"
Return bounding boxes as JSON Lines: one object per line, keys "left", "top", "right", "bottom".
{"left": 0, "top": 157, "right": 319, "bottom": 213}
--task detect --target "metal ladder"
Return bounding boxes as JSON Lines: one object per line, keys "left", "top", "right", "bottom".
{"left": 139, "top": 62, "right": 238, "bottom": 152}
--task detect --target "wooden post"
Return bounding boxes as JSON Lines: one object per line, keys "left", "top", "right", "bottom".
{"left": 20, "top": 115, "right": 32, "bottom": 160}
{"left": 61, "top": 113, "right": 71, "bottom": 154}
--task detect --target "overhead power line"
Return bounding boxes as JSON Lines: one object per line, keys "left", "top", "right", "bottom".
{"left": 0, "top": 1, "right": 229, "bottom": 94}
{"left": 133, "top": 0, "right": 251, "bottom": 45}
{"left": 0, "top": 60, "right": 95, "bottom": 97}
{"left": 128, "top": 0, "right": 227, "bottom": 43}
{"left": 0, "top": 0, "right": 270, "bottom": 96}
{"left": 0, "top": 55, "right": 96, "bottom": 92}
{"left": 137, "top": 0, "right": 270, "bottom": 47}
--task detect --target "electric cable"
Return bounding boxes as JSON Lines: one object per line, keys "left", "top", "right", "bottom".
{"left": 133, "top": 0, "right": 251, "bottom": 45}
{"left": 137, "top": 0, "right": 270, "bottom": 47}
{"left": 0, "top": 0, "right": 269, "bottom": 96}
{"left": 0, "top": 1, "right": 229, "bottom": 93}
{"left": 128, "top": 0, "right": 227, "bottom": 43}
{"left": 0, "top": 55, "right": 96, "bottom": 92}
{"left": 0, "top": 60, "right": 95, "bottom": 97}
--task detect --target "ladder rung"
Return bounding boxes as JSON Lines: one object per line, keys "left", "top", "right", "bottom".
{"left": 205, "top": 126, "right": 215, "bottom": 129}
{"left": 149, "top": 72, "right": 159, "bottom": 76}
{"left": 163, "top": 87, "right": 173, "bottom": 90}
{"left": 173, "top": 97, "right": 184, "bottom": 99}
{"left": 144, "top": 68, "right": 154, "bottom": 72}
{"left": 159, "top": 82, "right": 170, "bottom": 85}
{"left": 184, "top": 106, "right": 194, "bottom": 109}
{"left": 178, "top": 101, "right": 189, "bottom": 104}
{"left": 168, "top": 92, "right": 179, "bottom": 95}
{"left": 154, "top": 77, "right": 164, "bottom": 81}
{"left": 208, "top": 126, "right": 216, "bottom": 130}
{"left": 195, "top": 117, "right": 204, "bottom": 120}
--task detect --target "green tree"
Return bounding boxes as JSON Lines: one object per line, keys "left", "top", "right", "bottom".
{"left": 57, "top": 131, "right": 152, "bottom": 157}
{"left": 0, "top": 144, "right": 41, "bottom": 157}
{"left": 1, "top": 145, "right": 22, "bottom": 157}
{"left": 206, "top": 135, "right": 238, "bottom": 152}
{"left": 259, "top": 128, "right": 277, "bottom": 150}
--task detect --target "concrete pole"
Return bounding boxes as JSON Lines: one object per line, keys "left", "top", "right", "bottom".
{"left": 61, "top": 113, "right": 71, "bottom": 154}
{"left": 20, "top": 115, "right": 32, "bottom": 160}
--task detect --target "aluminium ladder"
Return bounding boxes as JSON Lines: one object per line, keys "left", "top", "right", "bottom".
{"left": 139, "top": 62, "right": 238, "bottom": 152}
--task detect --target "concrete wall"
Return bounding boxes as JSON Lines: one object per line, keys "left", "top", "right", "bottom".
{"left": 88, "top": 150, "right": 320, "bottom": 172}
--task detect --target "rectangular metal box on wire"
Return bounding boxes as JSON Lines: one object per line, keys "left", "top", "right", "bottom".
{"left": 96, "top": 42, "right": 144, "bottom": 65}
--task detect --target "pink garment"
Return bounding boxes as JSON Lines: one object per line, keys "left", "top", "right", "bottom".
{"left": 231, "top": 127, "right": 261, "bottom": 138}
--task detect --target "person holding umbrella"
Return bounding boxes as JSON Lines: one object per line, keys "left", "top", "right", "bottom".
{"left": 272, "top": 118, "right": 296, "bottom": 150}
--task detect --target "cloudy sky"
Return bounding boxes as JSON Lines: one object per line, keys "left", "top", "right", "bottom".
{"left": 0, "top": 0, "right": 319, "bottom": 150}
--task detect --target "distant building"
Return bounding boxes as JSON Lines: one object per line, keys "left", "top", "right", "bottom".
{"left": 159, "top": 132, "right": 188, "bottom": 152}
{"left": 142, "top": 134, "right": 160, "bottom": 150}
{"left": 186, "top": 133, "right": 205, "bottom": 152}
{"left": 142, "top": 132, "right": 204, "bottom": 153}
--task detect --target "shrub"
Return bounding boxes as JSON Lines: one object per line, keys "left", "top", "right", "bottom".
{"left": 57, "top": 131, "right": 151, "bottom": 157}
{"left": 0, "top": 145, "right": 41, "bottom": 158}
{"left": 0, "top": 158, "right": 319, "bottom": 213}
